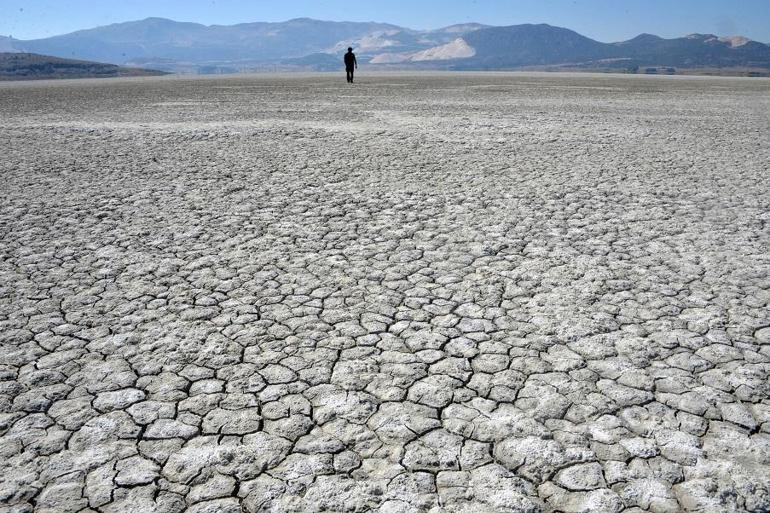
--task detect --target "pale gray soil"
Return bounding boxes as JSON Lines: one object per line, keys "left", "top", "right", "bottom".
{"left": 1, "top": 72, "right": 770, "bottom": 513}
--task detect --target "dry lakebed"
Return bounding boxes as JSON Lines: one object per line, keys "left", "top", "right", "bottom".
{"left": 1, "top": 72, "right": 769, "bottom": 512}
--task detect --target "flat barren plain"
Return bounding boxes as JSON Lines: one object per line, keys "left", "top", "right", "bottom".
{"left": 1, "top": 72, "right": 769, "bottom": 513}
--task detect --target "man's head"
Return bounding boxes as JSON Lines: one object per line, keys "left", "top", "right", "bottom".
{"left": 348, "top": 47, "right": 353, "bottom": 53}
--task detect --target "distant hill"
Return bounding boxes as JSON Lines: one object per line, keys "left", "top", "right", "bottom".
{"left": 460, "top": 24, "right": 617, "bottom": 68}
{"left": 610, "top": 33, "right": 770, "bottom": 68}
{"left": 4, "top": 18, "right": 769, "bottom": 75}
{"left": 0, "top": 53, "right": 168, "bottom": 80}
{"left": 446, "top": 25, "right": 770, "bottom": 72}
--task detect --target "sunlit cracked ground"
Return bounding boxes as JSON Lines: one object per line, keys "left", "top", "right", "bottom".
{"left": 1, "top": 72, "right": 770, "bottom": 513}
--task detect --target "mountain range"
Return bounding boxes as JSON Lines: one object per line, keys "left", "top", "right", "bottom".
{"left": 3, "top": 18, "right": 770, "bottom": 74}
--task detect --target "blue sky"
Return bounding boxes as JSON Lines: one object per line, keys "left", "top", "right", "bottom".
{"left": 2, "top": 0, "right": 769, "bottom": 42}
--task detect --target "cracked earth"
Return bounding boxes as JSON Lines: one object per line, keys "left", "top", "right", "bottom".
{"left": 1, "top": 72, "right": 769, "bottom": 513}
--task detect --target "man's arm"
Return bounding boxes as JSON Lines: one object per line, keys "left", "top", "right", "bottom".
{"left": 354, "top": 55, "right": 358, "bottom": 68}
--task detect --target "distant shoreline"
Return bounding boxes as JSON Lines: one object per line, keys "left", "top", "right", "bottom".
{"left": 3, "top": 70, "right": 769, "bottom": 87}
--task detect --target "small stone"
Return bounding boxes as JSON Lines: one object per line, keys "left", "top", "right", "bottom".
{"left": 115, "top": 456, "right": 160, "bottom": 486}
{"left": 93, "top": 388, "right": 146, "bottom": 412}
{"left": 188, "top": 474, "right": 236, "bottom": 503}
{"left": 614, "top": 478, "right": 679, "bottom": 513}
{"left": 545, "top": 487, "right": 624, "bottom": 513}
{"left": 403, "top": 430, "right": 463, "bottom": 472}
{"left": 242, "top": 475, "right": 286, "bottom": 512}
{"left": 202, "top": 408, "right": 261, "bottom": 434}
{"left": 260, "top": 365, "right": 297, "bottom": 385}
{"left": 85, "top": 462, "right": 117, "bottom": 508}
{"left": 494, "top": 436, "right": 568, "bottom": 481}
{"left": 187, "top": 498, "right": 242, "bottom": 513}
{"left": 333, "top": 450, "right": 362, "bottom": 473}
{"left": 719, "top": 402, "right": 757, "bottom": 430}
{"left": 367, "top": 402, "right": 441, "bottom": 444}
{"left": 145, "top": 419, "right": 198, "bottom": 440}
{"left": 755, "top": 327, "right": 770, "bottom": 344}
{"left": 619, "top": 437, "right": 658, "bottom": 458}
{"left": 554, "top": 463, "right": 606, "bottom": 491}
{"left": 263, "top": 415, "right": 314, "bottom": 441}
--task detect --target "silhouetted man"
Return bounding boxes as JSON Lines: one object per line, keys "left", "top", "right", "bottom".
{"left": 344, "top": 47, "right": 357, "bottom": 83}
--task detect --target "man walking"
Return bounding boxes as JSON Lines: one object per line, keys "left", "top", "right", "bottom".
{"left": 344, "top": 47, "right": 357, "bottom": 83}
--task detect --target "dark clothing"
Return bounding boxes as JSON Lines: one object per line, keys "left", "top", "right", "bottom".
{"left": 344, "top": 51, "right": 357, "bottom": 83}
{"left": 344, "top": 52, "right": 357, "bottom": 69}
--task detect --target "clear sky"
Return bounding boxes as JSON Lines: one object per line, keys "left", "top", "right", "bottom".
{"left": 2, "top": 0, "right": 769, "bottom": 43}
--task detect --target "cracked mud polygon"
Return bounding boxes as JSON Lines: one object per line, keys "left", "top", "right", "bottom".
{"left": 1, "top": 73, "right": 769, "bottom": 513}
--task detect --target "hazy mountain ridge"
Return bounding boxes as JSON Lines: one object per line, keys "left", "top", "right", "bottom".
{"left": 4, "top": 18, "right": 769, "bottom": 73}
{"left": 10, "top": 18, "right": 409, "bottom": 65}
{"left": 0, "top": 52, "right": 168, "bottom": 80}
